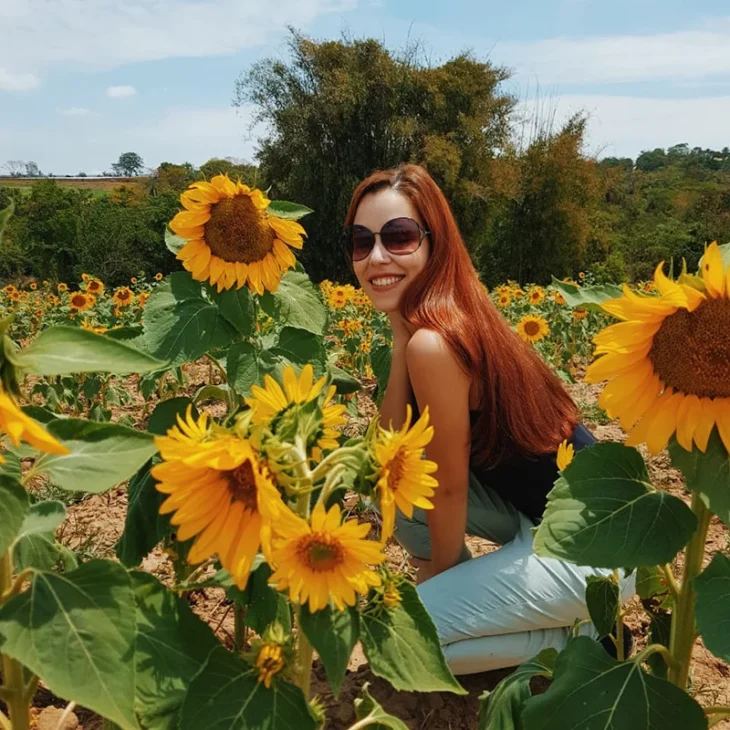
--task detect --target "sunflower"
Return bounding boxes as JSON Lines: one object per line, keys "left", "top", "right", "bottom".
{"left": 3, "top": 285, "right": 16, "bottom": 294}
{"left": 372, "top": 404, "right": 439, "bottom": 543}
{"left": 29, "top": 282, "right": 37, "bottom": 291}
{"left": 81, "top": 273, "right": 91, "bottom": 282}
{"left": 246, "top": 364, "right": 346, "bottom": 458}
{"left": 573, "top": 308, "right": 588, "bottom": 321}
{"left": 552, "top": 291, "right": 567, "bottom": 305}
{"left": 85, "top": 279, "right": 104, "bottom": 295}
{"left": 516, "top": 315, "right": 549, "bottom": 343}
{"left": 69, "top": 291, "right": 96, "bottom": 313}
{"left": 557, "top": 439, "right": 574, "bottom": 470}
{"left": 328, "top": 286, "right": 350, "bottom": 309}
{"left": 137, "top": 292, "right": 149, "bottom": 307}
{"left": 585, "top": 242, "right": 730, "bottom": 455}
{"left": 0, "top": 386, "right": 69, "bottom": 463}
{"left": 267, "top": 501, "right": 384, "bottom": 612}
{"left": 154, "top": 272, "right": 163, "bottom": 281}
{"left": 130, "top": 277, "right": 138, "bottom": 285}
{"left": 255, "top": 643, "right": 285, "bottom": 688}
{"left": 496, "top": 293, "right": 511, "bottom": 308}
{"left": 10, "top": 292, "right": 20, "bottom": 302}
{"left": 113, "top": 287, "right": 134, "bottom": 307}
{"left": 57, "top": 283, "right": 68, "bottom": 293}
{"left": 152, "top": 409, "right": 284, "bottom": 589}
{"left": 170, "top": 174, "right": 306, "bottom": 295}
{"left": 527, "top": 286, "right": 545, "bottom": 305}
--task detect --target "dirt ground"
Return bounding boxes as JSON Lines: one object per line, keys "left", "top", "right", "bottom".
{"left": 23, "top": 375, "right": 730, "bottom": 729}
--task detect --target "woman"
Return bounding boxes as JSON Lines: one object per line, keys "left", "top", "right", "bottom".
{"left": 342, "top": 163, "right": 634, "bottom": 675}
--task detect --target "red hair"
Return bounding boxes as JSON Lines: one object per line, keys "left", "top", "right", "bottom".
{"left": 344, "top": 164, "right": 578, "bottom": 468}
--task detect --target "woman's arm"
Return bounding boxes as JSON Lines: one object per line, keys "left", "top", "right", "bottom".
{"left": 378, "top": 312, "right": 416, "bottom": 431}
{"left": 405, "top": 329, "right": 472, "bottom": 580}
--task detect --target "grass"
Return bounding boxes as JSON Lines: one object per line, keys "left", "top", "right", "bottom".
{"left": 0, "top": 177, "right": 150, "bottom": 196}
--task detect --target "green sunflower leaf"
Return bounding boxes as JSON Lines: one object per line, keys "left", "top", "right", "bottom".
{"left": 0, "top": 474, "right": 29, "bottom": 555}
{"left": 694, "top": 552, "right": 730, "bottom": 663}
{"left": 585, "top": 575, "right": 619, "bottom": 638}
{"left": 550, "top": 277, "right": 623, "bottom": 311}
{"left": 266, "top": 200, "right": 313, "bottom": 221}
{"left": 354, "top": 683, "right": 409, "bottom": 730}
{"left": 260, "top": 271, "right": 326, "bottom": 336}
{"left": 179, "top": 645, "right": 317, "bottom": 730}
{"left": 533, "top": 442, "right": 697, "bottom": 569}
{"left": 12, "top": 500, "right": 66, "bottom": 572}
{"left": 360, "top": 581, "right": 466, "bottom": 694}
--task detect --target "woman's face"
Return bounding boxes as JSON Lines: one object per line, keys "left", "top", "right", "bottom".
{"left": 351, "top": 189, "right": 430, "bottom": 313}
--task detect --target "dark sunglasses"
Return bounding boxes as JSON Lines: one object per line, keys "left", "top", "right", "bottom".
{"left": 342, "top": 217, "right": 429, "bottom": 262}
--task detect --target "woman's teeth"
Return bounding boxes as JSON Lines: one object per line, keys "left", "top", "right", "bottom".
{"left": 371, "top": 276, "right": 405, "bottom": 288}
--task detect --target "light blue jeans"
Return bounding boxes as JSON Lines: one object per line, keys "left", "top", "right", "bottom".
{"left": 394, "top": 473, "right": 636, "bottom": 675}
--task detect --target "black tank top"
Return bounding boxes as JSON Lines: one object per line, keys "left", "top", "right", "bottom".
{"left": 469, "top": 411, "right": 595, "bottom": 523}
{"left": 409, "top": 399, "right": 595, "bottom": 523}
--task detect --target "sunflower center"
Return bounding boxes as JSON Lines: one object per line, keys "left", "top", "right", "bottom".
{"left": 71, "top": 294, "right": 86, "bottom": 307}
{"left": 204, "top": 195, "right": 274, "bottom": 264}
{"left": 387, "top": 448, "right": 407, "bottom": 491}
{"left": 226, "top": 461, "right": 258, "bottom": 510}
{"left": 649, "top": 298, "right": 730, "bottom": 398}
{"left": 298, "top": 533, "right": 344, "bottom": 572}
{"left": 523, "top": 320, "right": 541, "bottom": 336}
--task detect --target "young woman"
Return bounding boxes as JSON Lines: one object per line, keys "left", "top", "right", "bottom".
{"left": 342, "top": 163, "right": 634, "bottom": 675}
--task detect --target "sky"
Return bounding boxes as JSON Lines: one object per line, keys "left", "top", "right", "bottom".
{"left": 1, "top": 0, "right": 729, "bottom": 175}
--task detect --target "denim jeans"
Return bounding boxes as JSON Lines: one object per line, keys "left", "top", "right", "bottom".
{"left": 394, "top": 472, "right": 636, "bottom": 675}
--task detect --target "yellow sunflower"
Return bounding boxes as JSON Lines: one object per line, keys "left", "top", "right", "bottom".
{"left": 3, "top": 285, "right": 16, "bottom": 294}
{"left": 528, "top": 287, "right": 545, "bottom": 305}
{"left": 68, "top": 291, "right": 96, "bottom": 313}
{"left": 585, "top": 242, "right": 730, "bottom": 455}
{"left": 372, "top": 404, "right": 439, "bottom": 543}
{"left": 557, "top": 439, "right": 574, "bottom": 470}
{"left": 152, "top": 409, "right": 284, "bottom": 589}
{"left": 154, "top": 272, "right": 163, "bottom": 281}
{"left": 0, "top": 386, "right": 69, "bottom": 463}
{"left": 85, "top": 279, "right": 104, "bottom": 295}
{"left": 267, "top": 501, "right": 384, "bottom": 612}
{"left": 246, "top": 364, "right": 346, "bottom": 459}
{"left": 496, "top": 293, "right": 511, "bottom": 308}
{"left": 516, "top": 315, "right": 549, "bottom": 343}
{"left": 57, "top": 283, "right": 68, "bottom": 293}
{"left": 573, "top": 308, "right": 588, "bottom": 321}
{"left": 137, "top": 292, "right": 149, "bottom": 307}
{"left": 255, "top": 643, "right": 285, "bottom": 688}
{"left": 29, "top": 282, "right": 37, "bottom": 291}
{"left": 113, "top": 287, "right": 135, "bottom": 307}
{"left": 328, "top": 286, "right": 350, "bottom": 309}
{"left": 552, "top": 291, "right": 567, "bottom": 305}
{"left": 170, "top": 174, "right": 306, "bottom": 295}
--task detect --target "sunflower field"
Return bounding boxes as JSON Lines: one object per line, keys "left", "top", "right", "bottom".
{"left": 1, "top": 178, "right": 730, "bottom": 730}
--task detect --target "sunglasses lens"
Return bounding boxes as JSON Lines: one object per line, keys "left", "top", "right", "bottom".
{"left": 350, "top": 226, "right": 375, "bottom": 261}
{"left": 381, "top": 218, "right": 421, "bottom": 254}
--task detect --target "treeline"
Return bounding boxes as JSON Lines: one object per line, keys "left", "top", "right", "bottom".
{"left": 1, "top": 30, "right": 728, "bottom": 287}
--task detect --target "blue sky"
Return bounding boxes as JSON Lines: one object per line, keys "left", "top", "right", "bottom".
{"left": 2, "top": 0, "right": 729, "bottom": 175}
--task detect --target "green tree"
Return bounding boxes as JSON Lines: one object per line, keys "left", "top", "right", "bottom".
{"left": 234, "top": 29, "right": 514, "bottom": 282}
{"left": 485, "top": 114, "right": 601, "bottom": 284}
{"left": 198, "top": 157, "right": 259, "bottom": 185}
{"left": 112, "top": 152, "right": 145, "bottom": 177}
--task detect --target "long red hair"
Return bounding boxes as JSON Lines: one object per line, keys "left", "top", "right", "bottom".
{"left": 344, "top": 163, "right": 578, "bottom": 468}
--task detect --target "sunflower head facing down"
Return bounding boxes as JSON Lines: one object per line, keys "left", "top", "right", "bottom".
{"left": 372, "top": 404, "right": 439, "bottom": 543}
{"left": 267, "top": 501, "right": 384, "bottom": 612}
{"left": 585, "top": 242, "right": 730, "bottom": 455}
{"left": 152, "top": 407, "right": 284, "bottom": 589}
{"left": 69, "top": 291, "right": 95, "bottom": 313}
{"left": 169, "top": 174, "right": 306, "bottom": 295}
{"left": 113, "top": 287, "right": 134, "bottom": 307}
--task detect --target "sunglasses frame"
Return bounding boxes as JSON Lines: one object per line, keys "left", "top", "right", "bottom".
{"left": 342, "top": 216, "right": 430, "bottom": 262}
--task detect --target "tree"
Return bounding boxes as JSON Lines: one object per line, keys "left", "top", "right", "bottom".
{"left": 24, "top": 161, "right": 42, "bottom": 177}
{"left": 234, "top": 29, "right": 515, "bottom": 282}
{"left": 198, "top": 157, "right": 259, "bottom": 185}
{"left": 635, "top": 148, "right": 667, "bottom": 173}
{"left": 112, "top": 152, "right": 145, "bottom": 177}
{"left": 3, "top": 160, "right": 25, "bottom": 177}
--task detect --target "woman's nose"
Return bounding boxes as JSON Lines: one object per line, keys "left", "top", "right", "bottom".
{"left": 369, "top": 236, "right": 391, "bottom": 264}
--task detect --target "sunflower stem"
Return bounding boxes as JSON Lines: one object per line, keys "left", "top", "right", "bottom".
{"left": 668, "top": 492, "right": 711, "bottom": 688}
{"left": 0, "top": 551, "right": 31, "bottom": 730}
{"left": 612, "top": 569, "right": 625, "bottom": 661}
{"left": 295, "top": 606, "right": 314, "bottom": 698}
{"left": 205, "top": 353, "right": 228, "bottom": 385}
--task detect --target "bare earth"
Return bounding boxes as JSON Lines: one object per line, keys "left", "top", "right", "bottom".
{"left": 27, "top": 374, "right": 730, "bottom": 729}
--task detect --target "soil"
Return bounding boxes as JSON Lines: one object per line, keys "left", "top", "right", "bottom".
{"left": 19, "top": 377, "right": 730, "bottom": 729}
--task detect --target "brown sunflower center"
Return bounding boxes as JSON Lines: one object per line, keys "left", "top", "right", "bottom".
{"left": 298, "top": 534, "right": 344, "bottom": 572}
{"left": 523, "top": 320, "right": 541, "bottom": 336}
{"left": 116, "top": 290, "right": 131, "bottom": 301}
{"left": 649, "top": 298, "right": 730, "bottom": 398}
{"left": 204, "top": 194, "right": 274, "bottom": 264}
{"left": 71, "top": 294, "right": 87, "bottom": 307}
{"left": 226, "top": 461, "right": 258, "bottom": 510}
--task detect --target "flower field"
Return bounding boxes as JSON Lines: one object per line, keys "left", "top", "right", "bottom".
{"left": 1, "top": 182, "right": 730, "bottom": 730}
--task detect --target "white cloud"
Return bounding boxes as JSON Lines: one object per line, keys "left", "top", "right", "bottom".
{"left": 59, "top": 106, "right": 97, "bottom": 117}
{"left": 517, "top": 94, "right": 730, "bottom": 159}
{"left": 500, "top": 21, "right": 730, "bottom": 85}
{"left": 0, "top": 66, "right": 40, "bottom": 91}
{"left": 0, "top": 0, "right": 356, "bottom": 82}
{"left": 107, "top": 85, "right": 137, "bottom": 98}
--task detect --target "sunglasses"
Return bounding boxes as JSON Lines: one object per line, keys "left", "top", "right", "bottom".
{"left": 342, "top": 217, "right": 429, "bottom": 262}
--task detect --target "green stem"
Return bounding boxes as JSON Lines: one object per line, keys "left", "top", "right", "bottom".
{"left": 0, "top": 551, "right": 31, "bottom": 730}
{"left": 613, "top": 569, "right": 625, "bottom": 661}
{"left": 206, "top": 354, "right": 228, "bottom": 384}
{"left": 660, "top": 563, "right": 681, "bottom": 602}
{"left": 633, "top": 643, "right": 680, "bottom": 672}
{"left": 669, "top": 493, "right": 712, "bottom": 688}
{"left": 706, "top": 706, "right": 730, "bottom": 728}
{"left": 295, "top": 606, "right": 314, "bottom": 699}
{"left": 234, "top": 604, "right": 247, "bottom": 656}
